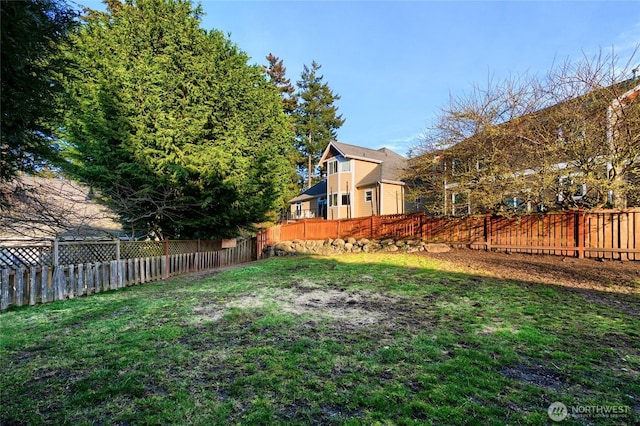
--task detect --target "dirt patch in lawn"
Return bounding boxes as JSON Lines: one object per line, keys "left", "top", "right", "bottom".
{"left": 190, "top": 283, "right": 396, "bottom": 327}
{"left": 500, "top": 360, "right": 567, "bottom": 391}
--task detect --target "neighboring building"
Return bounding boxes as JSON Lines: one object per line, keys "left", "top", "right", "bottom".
{"left": 288, "top": 141, "right": 409, "bottom": 220}
{"left": 0, "top": 176, "right": 123, "bottom": 240}
{"left": 407, "top": 78, "right": 640, "bottom": 216}
{"left": 287, "top": 180, "right": 327, "bottom": 220}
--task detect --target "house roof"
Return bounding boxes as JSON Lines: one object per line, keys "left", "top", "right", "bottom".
{"left": 319, "top": 141, "right": 407, "bottom": 185}
{"left": 0, "top": 176, "right": 123, "bottom": 240}
{"left": 289, "top": 179, "right": 327, "bottom": 203}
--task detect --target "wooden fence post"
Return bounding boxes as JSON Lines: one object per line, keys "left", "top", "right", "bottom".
{"left": 576, "top": 210, "right": 585, "bottom": 259}
{"left": 30, "top": 266, "right": 37, "bottom": 305}
{"left": 485, "top": 214, "right": 491, "bottom": 251}
{"left": 164, "top": 239, "right": 170, "bottom": 278}
{"left": 115, "top": 240, "right": 121, "bottom": 286}
{"left": 52, "top": 239, "right": 59, "bottom": 267}
{"left": 370, "top": 215, "right": 374, "bottom": 240}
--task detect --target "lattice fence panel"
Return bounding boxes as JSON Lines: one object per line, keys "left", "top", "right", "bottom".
{"left": 0, "top": 245, "right": 53, "bottom": 267}
{"left": 58, "top": 242, "right": 117, "bottom": 265}
{"left": 121, "top": 241, "right": 164, "bottom": 259}
{"left": 168, "top": 240, "right": 199, "bottom": 255}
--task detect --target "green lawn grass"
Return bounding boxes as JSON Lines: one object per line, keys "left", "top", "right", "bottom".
{"left": 1, "top": 253, "right": 638, "bottom": 425}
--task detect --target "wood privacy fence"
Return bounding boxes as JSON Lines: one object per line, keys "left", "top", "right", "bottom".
{"left": 0, "top": 238, "right": 256, "bottom": 311}
{"left": 257, "top": 209, "right": 640, "bottom": 261}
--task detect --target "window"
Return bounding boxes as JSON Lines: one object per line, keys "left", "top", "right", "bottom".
{"left": 341, "top": 193, "right": 350, "bottom": 206}
{"left": 364, "top": 190, "right": 372, "bottom": 202}
{"left": 328, "top": 161, "right": 338, "bottom": 175}
{"left": 295, "top": 202, "right": 302, "bottom": 216}
{"left": 341, "top": 160, "right": 351, "bottom": 172}
{"left": 328, "top": 193, "right": 338, "bottom": 207}
{"left": 452, "top": 158, "right": 468, "bottom": 175}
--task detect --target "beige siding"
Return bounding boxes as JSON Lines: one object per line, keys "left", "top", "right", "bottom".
{"left": 380, "top": 183, "right": 405, "bottom": 215}
{"left": 355, "top": 186, "right": 377, "bottom": 217}
{"left": 326, "top": 157, "right": 356, "bottom": 219}
{"left": 354, "top": 160, "right": 380, "bottom": 184}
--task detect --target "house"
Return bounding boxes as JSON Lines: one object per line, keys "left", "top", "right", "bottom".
{"left": 406, "top": 77, "right": 640, "bottom": 215}
{"left": 288, "top": 141, "right": 409, "bottom": 220}
{"left": 287, "top": 179, "right": 327, "bottom": 220}
{"left": 0, "top": 176, "right": 123, "bottom": 240}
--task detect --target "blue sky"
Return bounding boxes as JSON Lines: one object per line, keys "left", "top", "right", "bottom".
{"left": 78, "top": 1, "right": 640, "bottom": 156}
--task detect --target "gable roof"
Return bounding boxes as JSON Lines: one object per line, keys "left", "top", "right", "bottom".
{"left": 0, "top": 177, "right": 123, "bottom": 240}
{"left": 289, "top": 179, "right": 327, "bottom": 203}
{"left": 319, "top": 141, "right": 407, "bottom": 185}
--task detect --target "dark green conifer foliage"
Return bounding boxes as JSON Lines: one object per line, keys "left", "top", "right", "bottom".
{"left": 61, "top": 0, "right": 294, "bottom": 238}
{"left": 294, "top": 61, "right": 345, "bottom": 186}
{"left": 0, "top": 0, "right": 75, "bottom": 189}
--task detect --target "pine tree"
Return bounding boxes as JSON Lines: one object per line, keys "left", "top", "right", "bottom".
{"left": 264, "top": 53, "right": 304, "bottom": 204}
{"left": 264, "top": 53, "right": 297, "bottom": 115}
{"left": 294, "top": 61, "right": 345, "bottom": 187}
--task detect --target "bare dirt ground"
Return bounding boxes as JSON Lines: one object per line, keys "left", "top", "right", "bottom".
{"left": 419, "top": 248, "right": 640, "bottom": 317}
{"left": 419, "top": 248, "right": 639, "bottom": 291}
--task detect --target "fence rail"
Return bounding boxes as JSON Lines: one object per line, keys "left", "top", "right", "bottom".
{"left": 257, "top": 209, "right": 640, "bottom": 261}
{"left": 1, "top": 238, "right": 256, "bottom": 311}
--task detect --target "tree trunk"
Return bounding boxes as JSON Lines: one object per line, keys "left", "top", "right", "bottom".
{"left": 308, "top": 153, "right": 312, "bottom": 188}
{"left": 307, "top": 132, "right": 313, "bottom": 188}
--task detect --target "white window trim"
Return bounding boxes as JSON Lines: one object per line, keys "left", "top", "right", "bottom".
{"left": 328, "top": 192, "right": 338, "bottom": 207}
{"left": 364, "top": 189, "right": 373, "bottom": 203}
{"left": 328, "top": 160, "right": 338, "bottom": 175}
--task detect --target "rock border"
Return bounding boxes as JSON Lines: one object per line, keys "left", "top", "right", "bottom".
{"left": 262, "top": 238, "right": 451, "bottom": 257}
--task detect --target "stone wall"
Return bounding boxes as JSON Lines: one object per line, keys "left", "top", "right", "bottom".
{"left": 262, "top": 238, "right": 451, "bottom": 258}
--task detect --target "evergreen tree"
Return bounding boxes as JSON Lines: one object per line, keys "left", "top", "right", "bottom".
{"left": 60, "top": 0, "right": 294, "bottom": 238}
{"left": 0, "top": 0, "right": 75, "bottom": 191}
{"left": 294, "top": 61, "right": 345, "bottom": 187}
{"left": 264, "top": 53, "right": 297, "bottom": 115}
{"left": 264, "top": 53, "right": 304, "bottom": 204}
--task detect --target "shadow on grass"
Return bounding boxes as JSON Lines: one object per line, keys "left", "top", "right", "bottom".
{"left": 1, "top": 252, "right": 639, "bottom": 425}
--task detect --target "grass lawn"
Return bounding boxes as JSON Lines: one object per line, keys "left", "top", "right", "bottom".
{"left": 1, "top": 253, "right": 638, "bottom": 425}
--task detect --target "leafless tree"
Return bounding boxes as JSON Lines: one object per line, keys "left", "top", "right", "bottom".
{"left": 0, "top": 176, "right": 121, "bottom": 239}
{"left": 407, "top": 48, "right": 640, "bottom": 215}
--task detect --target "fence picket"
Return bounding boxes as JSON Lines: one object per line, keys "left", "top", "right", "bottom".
{"left": 85, "top": 263, "right": 93, "bottom": 295}
{"left": 75, "top": 264, "right": 83, "bottom": 297}
{"left": 30, "top": 267, "right": 37, "bottom": 305}
{"left": 53, "top": 267, "right": 64, "bottom": 301}
{"left": 68, "top": 264, "right": 75, "bottom": 299}
{"left": 41, "top": 266, "right": 49, "bottom": 303}
{"left": 15, "top": 267, "right": 25, "bottom": 307}
{"left": 1, "top": 268, "right": 9, "bottom": 310}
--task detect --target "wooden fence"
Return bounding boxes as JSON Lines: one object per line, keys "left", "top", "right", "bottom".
{"left": 257, "top": 209, "right": 640, "bottom": 261}
{"left": 0, "top": 238, "right": 256, "bottom": 311}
